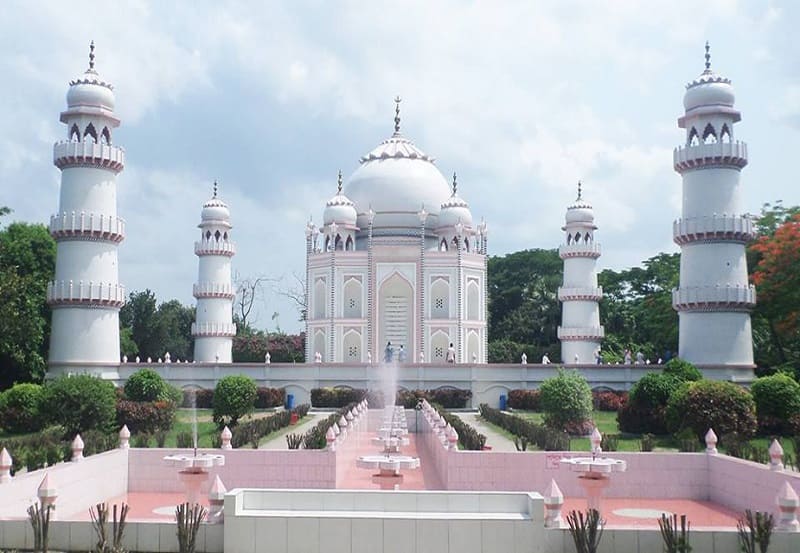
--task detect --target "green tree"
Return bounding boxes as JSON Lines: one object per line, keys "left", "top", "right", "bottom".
{"left": 212, "top": 375, "right": 257, "bottom": 427}
{"left": 598, "top": 252, "right": 679, "bottom": 362}
{"left": 488, "top": 249, "right": 562, "bottom": 362}
{"left": 120, "top": 289, "right": 158, "bottom": 359}
{"left": 153, "top": 300, "right": 194, "bottom": 361}
{"left": 0, "top": 221, "right": 56, "bottom": 389}
{"left": 539, "top": 369, "right": 593, "bottom": 432}
{"left": 120, "top": 291, "right": 194, "bottom": 361}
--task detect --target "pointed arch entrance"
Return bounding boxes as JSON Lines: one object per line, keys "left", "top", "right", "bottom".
{"left": 378, "top": 272, "right": 414, "bottom": 358}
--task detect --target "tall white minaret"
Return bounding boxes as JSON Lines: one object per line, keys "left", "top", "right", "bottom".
{"left": 557, "top": 182, "right": 604, "bottom": 364}
{"left": 48, "top": 42, "right": 126, "bottom": 372}
{"left": 672, "top": 43, "right": 755, "bottom": 368}
{"left": 192, "top": 182, "right": 236, "bottom": 362}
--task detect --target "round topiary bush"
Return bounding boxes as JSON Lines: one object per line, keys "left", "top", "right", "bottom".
{"left": 750, "top": 372, "right": 800, "bottom": 434}
{"left": 213, "top": 375, "right": 257, "bottom": 427}
{"left": 124, "top": 368, "right": 170, "bottom": 402}
{"left": 0, "top": 383, "right": 46, "bottom": 434}
{"left": 538, "top": 369, "right": 593, "bottom": 434}
{"left": 617, "top": 372, "right": 685, "bottom": 434}
{"left": 665, "top": 380, "right": 757, "bottom": 440}
{"left": 42, "top": 375, "right": 117, "bottom": 436}
{"left": 662, "top": 358, "right": 703, "bottom": 382}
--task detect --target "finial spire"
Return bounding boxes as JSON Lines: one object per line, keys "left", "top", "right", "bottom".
{"left": 394, "top": 96, "right": 402, "bottom": 134}
{"left": 337, "top": 170, "right": 343, "bottom": 194}
{"left": 88, "top": 40, "right": 96, "bottom": 71}
{"left": 213, "top": 180, "right": 218, "bottom": 198}
{"left": 576, "top": 180, "right": 582, "bottom": 200}
{"left": 704, "top": 40, "right": 711, "bottom": 71}
{"left": 452, "top": 172, "right": 458, "bottom": 196}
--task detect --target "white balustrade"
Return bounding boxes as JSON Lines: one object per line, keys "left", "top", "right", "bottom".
{"left": 557, "top": 286, "right": 603, "bottom": 301}
{"left": 194, "top": 239, "right": 236, "bottom": 256}
{"left": 47, "top": 280, "right": 125, "bottom": 307}
{"left": 556, "top": 326, "right": 605, "bottom": 340}
{"left": 673, "top": 215, "right": 754, "bottom": 244}
{"left": 193, "top": 282, "right": 234, "bottom": 299}
{"left": 49, "top": 211, "right": 125, "bottom": 242}
{"left": 673, "top": 140, "right": 748, "bottom": 171}
{"left": 672, "top": 285, "right": 756, "bottom": 310}
{"left": 558, "top": 242, "right": 601, "bottom": 259}
{"left": 191, "top": 321, "right": 237, "bottom": 337}
{"left": 53, "top": 140, "right": 125, "bottom": 172}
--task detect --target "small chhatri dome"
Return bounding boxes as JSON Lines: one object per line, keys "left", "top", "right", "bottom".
{"left": 565, "top": 181, "right": 595, "bottom": 224}
{"left": 438, "top": 172, "right": 473, "bottom": 229}
{"left": 683, "top": 41, "right": 735, "bottom": 112}
{"left": 201, "top": 181, "right": 231, "bottom": 225}
{"left": 324, "top": 170, "right": 357, "bottom": 226}
{"left": 66, "top": 41, "right": 116, "bottom": 111}
{"left": 345, "top": 97, "right": 451, "bottom": 232}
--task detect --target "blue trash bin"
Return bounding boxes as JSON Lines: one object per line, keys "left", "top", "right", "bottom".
{"left": 286, "top": 394, "right": 295, "bottom": 410}
{"left": 499, "top": 394, "right": 507, "bottom": 411}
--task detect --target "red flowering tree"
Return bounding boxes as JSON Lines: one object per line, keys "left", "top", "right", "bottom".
{"left": 750, "top": 212, "right": 800, "bottom": 368}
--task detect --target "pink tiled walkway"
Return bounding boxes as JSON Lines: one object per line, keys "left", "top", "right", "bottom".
{"left": 562, "top": 497, "right": 740, "bottom": 528}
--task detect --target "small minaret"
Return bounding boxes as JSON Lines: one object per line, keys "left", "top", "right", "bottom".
{"left": 192, "top": 182, "right": 236, "bottom": 362}
{"left": 48, "top": 42, "right": 126, "bottom": 371}
{"left": 557, "top": 182, "right": 604, "bottom": 364}
{"left": 672, "top": 43, "right": 755, "bottom": 367}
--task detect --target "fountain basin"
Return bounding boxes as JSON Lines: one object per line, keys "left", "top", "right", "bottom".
{"left": 164, "top": 452, "right": 226, "bottom": 471}
{"left": 356, "top": 454, "right": 420, "bottom": 475}
{"left": 560, "top": 457, "right": 626, "bottom": 475}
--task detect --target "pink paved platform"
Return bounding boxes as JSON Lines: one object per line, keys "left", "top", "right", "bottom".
{"left": 562, "top": 497, "right": 740, "bottom": 528}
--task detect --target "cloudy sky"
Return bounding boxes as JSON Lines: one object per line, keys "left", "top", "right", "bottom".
{"left": 1, "top": 1, "right": 797, "bottom": 333}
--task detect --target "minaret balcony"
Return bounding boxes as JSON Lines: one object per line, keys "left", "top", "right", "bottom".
{"left": 673, "top": 141, "right": 748, "bottom": 173}
{"left": 53, "top": 141, "right": 125, "bottom": 173}
{"left": 672, "top": 284, "right": 756, "bottom": 312}
{"left": 557, "top": 326, "right": 605, "bottom": 340}
{"left": 558, "top": 286, "right": 603, "bottom": 301}
{"left": 47, "top": 280, "right": 125, "bottom": 308}
{"left": 558, "top": 242, "right": 601, "bottom": 259}
{"left": 191, "top": 322, "right": 237, "bottom": 337}
{"left": 193, "top": 282, "right": 235, "bottom": 299}
{"left": 194, "top": 239, "right": 236, "bottom": 257}
{"left": 673, "top": 215, "right": 754, "bottom": 245}
{"left": 50, "top": 212, "right": 125, "bottom": 243}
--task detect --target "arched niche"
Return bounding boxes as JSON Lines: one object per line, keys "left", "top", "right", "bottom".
{"left": 378, "top": 272, "right": 413, "bottom": 355}
{"left": 466, "top": 280, "right": 480, "bottom": 321}
{"left": 313, "top": 330, "right": 326, "bottom": 361}
{"left": 343, "top": 278, "right": 363, "bottom": 318}
{"left": 430, "top": 330, "right": 450, "bottom": 363}
{"left": 313, "top": 278, "right": 326, "bottom": 320}
{"left": 343, "top": 330, "right": 362, "bottom": 362}
{"left": 430, "top": 278, "right": 449, "bottom": 319}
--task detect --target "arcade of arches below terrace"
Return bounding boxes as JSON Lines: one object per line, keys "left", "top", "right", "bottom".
{"left": 99, "top": 361, "right": 757, "bottom": 407}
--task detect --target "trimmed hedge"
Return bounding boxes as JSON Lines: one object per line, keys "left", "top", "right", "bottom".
{"left": 124, "top": 368, "right": 170, "bottom": 402}
{"left": 0, "top": 426, "right": 117, "bottom": 474}
{"left": 303, "top": 403, "right": 358, "bottom": 449}
{"left": 255, "top": 387, "right": 285, "bottom": 409}
{"left": 431, "top": 403, "right": 486, "bottom": 450}
{"left": 230, "top": 404, "right": 310, "bottom": 448}
{"left": 311, "top": 388, "right": 367, "bottom": 408}
{"left": 396, "top": 388, "right": 472, "bottom": 409}
{"left": 212, "top": 375, "right": 257, "bottom": 427}
{"left": 116, "top": 399, "right": 177, "bottom": 435}
{"left": 617, "top": 372, "right": 685, "bottom": 434}
{"left": 42, "top": 375, "right": 117, "bottom": 436}
{"left": 507, "top": 389, "right": 541, "bottom": 410}
{"left": 479, "top": 404, "right": 570, "bottom": 451}
{"left": 592, "top": 390, "right": 627, "bottom": 412}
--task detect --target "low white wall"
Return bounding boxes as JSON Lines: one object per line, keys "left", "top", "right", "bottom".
{"left": 223, "top": 488, "right": 543, "bottom": 553}
{"left": 0, "top": 448, "right": 129, "bottom": 520}
{"left": 49, "top": 361, "right": 755, "bottom": 407}
{"left": 708, "top": 454, "right": 800, "bottom": 514}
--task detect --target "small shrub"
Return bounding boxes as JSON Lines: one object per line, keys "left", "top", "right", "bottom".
{"left": 539, "top": 370, "right": 592, "bottom": 433}
{"left": 432, "top": 403, "right": 486, "bottom": 450}
{"left": 212, "top": 375, "right": 257, "bottom": 427}
{"left": 154, "top": 429, "right": 168, "bottom": 448}
{"left": 674, "top": 428, "right": 700, "bottom": 452}
{"left": 42, "top": 375, "right": 117, "bottom": 436}
{"left": 286, "top": 433, "right": 303, "bottom": 449}
{"left": 507, "top": 389, "right": 540, "bottom": 410}
{"left": 478, "top": 404, "right": 569, "bottom": 450}
{"left": 193, "top": 389, "right": 214, "bottom": 408}
{"left": 132, "top": 433, "right": 150, "bottom": 448}
{"left": 751, "top": 373, "right": 800, "bottom": 435}
{"left": 666, "top": 380, "right": 757, "bottom": 440}
{"left": 0, "top": 383, "right": 45, "bottom": 434}
{"left": 659, "top": 513, "right": 691, "bottom": 553}
{"left": 618, "top": 372, "right": 685, "bottom": 434}
{"left": 395, "top": 388, "right": 472, "bottom": 409}
{"left": 737, "top": 509, "right": 775, "bottom": 553}
{"left": 566, "top": 509, "right": 604, "bottom": 553}
{"left": 310, "top": 387, "right": 366, "bottom": 408}
{"left": 640, "top": 433, "right": 656, "bottom": 452}
{"left": 124, "top": 368, "right": 170, "bottom": 402}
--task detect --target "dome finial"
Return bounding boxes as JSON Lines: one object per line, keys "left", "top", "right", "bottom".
{"left": 452, "top": 172, "right": 458, "bottom": 196}
{"left": 577, "top": 180, "right": 582, "bottom": 200}
{"left": 88, "top": 40, "right": 96, "bottom": 71}
{"left": 213, "top": 180, "right": 218, "bottom": 198}
{"left": 337, "top": 170, "right": 343, "bottom": 194}
{"left": 704, "top": 40, "right": 711, "bottom": 72}
{"left": 394, "top": 96, "right": 402, "bottom": 134}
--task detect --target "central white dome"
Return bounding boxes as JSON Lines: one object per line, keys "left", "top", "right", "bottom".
{"left": 345, "top": 134, "right": 451, "bottom": 232}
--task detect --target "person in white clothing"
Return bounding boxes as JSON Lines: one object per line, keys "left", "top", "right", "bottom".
{"left": 446, "top": 343, "right": 456, "bottom": 364}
